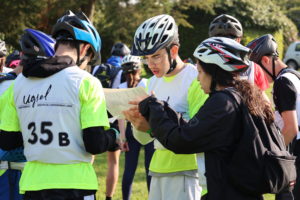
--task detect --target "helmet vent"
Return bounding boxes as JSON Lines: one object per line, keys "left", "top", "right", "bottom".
{"left": 235, "top": 25, "right": 241, "bottom": 31}
{"left": 152, "top": 34, "right": 158, "bottom": 45}
{"left": 197, "top": 49, "right": 206, "bottom": 54}
{"left": 161, "top": 35, "right": 168, "bottom": 43}
{"left": 150, "top": 23, "right": 155, "bottom": 28}
{"left": 167, "top": 23, "right": 173, "bottom": 30}
{"left": 142, "top": 23, "right": 146, "bottom": 29}
{"left": 146, "top": 32, "right": 150, "bottom": 39}
{"left": 89, "top": 25, "right": 97, "bottom": 38}
{"left": 158, "top": 24, "right": 164, "bottom": 29}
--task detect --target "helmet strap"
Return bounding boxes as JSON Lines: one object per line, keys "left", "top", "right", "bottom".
{"left": 166, "top": 47, "right": 177, "bottom": 74}
{"left": 258, "top": 57, "right": 276, "bottom": 81}
{"left": 271, "top": 57, "right": 277, "bottom": 80}
{"left": 76, "top": 42, "right": 88, "bottom": 67}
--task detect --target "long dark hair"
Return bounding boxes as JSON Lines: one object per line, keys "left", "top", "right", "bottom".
{"left": 199, "top": 59, "right": 274, "bottom": 123}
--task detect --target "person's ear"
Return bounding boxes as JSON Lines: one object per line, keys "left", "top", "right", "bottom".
{"left": 261, "top": 55, "right": 271, "bottom": 66}
{"left": 80, "top": 43, "right": 91, "bottom": 59}
{"left": 170, "top": 45, "right": 179, "bottom": 59}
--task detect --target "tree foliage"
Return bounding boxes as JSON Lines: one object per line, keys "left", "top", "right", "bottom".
{"left": 214, "top": 0, "right": 298, "bottom": 44}
{"left": 0, "top": 0, "right": 298, "bottom": 60}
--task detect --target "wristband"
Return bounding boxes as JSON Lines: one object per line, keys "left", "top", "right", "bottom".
{"left": 110, "top": 128, "right": 120, "bottom": 141}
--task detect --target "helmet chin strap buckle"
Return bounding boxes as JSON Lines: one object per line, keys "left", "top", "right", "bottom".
{"left": 166, "top": 47, "right": 177, "bottom": 74}
{"left": 166, "top": 59, "right": 177, "bottom": 74}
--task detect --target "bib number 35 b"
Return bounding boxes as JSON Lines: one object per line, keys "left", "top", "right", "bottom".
{"left": 27, "top": 121, "right": 70, "bottom": 146}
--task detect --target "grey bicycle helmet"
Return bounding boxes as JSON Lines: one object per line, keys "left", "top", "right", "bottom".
{"left": 193, "top": 37, "right": 250, "bottom": 72}
{"left": 111, "top": 43, "right": 131, "bottom": 57}
{"left": 132, "top": 14, "right": 179, "bottom": 56}
{"left": 0, "top": 40, "right": 7, "bottom": 57}
{"left": 209, "top": 14, "right": 243, "bottom": 38}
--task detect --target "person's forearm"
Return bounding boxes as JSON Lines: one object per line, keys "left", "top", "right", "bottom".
{"left": 282, "top": 125, "right": 298, "bottom": 146}
{"left": 118, "top": 119, "right": 126, "bottom": 140}
{"left": 0, "top": 130, "right": 23, "bottom": 150}
{"left": 83, "top": 127, "right": 117, "bottom": 154}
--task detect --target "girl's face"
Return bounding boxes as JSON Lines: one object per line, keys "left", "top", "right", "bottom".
{"left": 197, "top": 61, "right": 212, "bottom": 94}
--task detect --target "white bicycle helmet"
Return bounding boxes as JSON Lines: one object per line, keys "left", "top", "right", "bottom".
{"left": 193, "top": 37, "right": 250, "bottom": 72}
{"left": 132, "top": 14, "right": 179, "bottom": 56}
{"left": 121, "top": 55, "right": 141, "bottom": 73}
{"left": 122, "top": 55, "right": 141, "bottom": 65}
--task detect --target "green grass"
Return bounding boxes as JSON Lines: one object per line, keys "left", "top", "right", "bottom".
{"left": 93, "top": 150, "right": 275, "bottom": 200}
{"left": 93, "top": 151, "right": 149, "bottom": 200}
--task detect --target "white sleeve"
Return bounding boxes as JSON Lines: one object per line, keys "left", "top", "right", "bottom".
{"left": 132, "top": 126, "right": 154, "bottom": 145}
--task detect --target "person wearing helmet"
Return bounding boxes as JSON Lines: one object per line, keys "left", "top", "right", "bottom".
{"left": 0, "top": 11, "right": 118, "bottom": 200}
{"left": 92, "top": 42, "right": 130, "bottom": 91}
{"left": 125, "top": 37, "right": 273, "bottom": 200}
{"left": 124, "top": 14, "right": 208, "bottom": 200}
{"left": 0, "top": 28, "right": 56, "bottom": 200}
{"left": 247, "top": 34, "right": 300, "bottom": 200}
{"left": 91, "top": 42, "right": 131, "bottom": 200}
{"left": 0, "top": 39, "right": 13, "bottom": 73}
{"left": 5, "top": 50, "right": 21, "bottom": 69}
{"left": 208, "top": 14, "right": 269, "bottom": 91}
{"left": 116, "top": 55, "right": 154, "bottom": 200}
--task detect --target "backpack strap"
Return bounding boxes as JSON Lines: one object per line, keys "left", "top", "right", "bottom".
{"left": 219, "top": 87, "right": 243, "bottom": 107}
{"left": 279, "top": 68, "right": 300, "bottom": 80}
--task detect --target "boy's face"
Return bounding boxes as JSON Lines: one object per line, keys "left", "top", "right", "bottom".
{"left": 144, "top": 47, "right": 173, "bottom": 78}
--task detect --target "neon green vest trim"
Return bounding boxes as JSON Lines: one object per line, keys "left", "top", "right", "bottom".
{"left": 149, "top": 149, "right": 198, "bottom": 173}
{"left": 19, "top": 161, "right": 98, "bottom": 193}
{"left": 188, "top": 79, "right": 208, "bottom": 117}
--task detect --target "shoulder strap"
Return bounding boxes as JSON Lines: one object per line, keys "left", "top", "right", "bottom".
{"left": 280, "top": 68, "right": 300, "bottom": 80}
{"left": 220, "top": 88, "right": 243, "bottom": 106}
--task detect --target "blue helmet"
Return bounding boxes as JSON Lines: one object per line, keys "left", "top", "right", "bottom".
{"left": 20, "top": 29, "right": 55, "bottom": 59}
{"left": 51, "top": 10, "right": 101, "bottom": 65}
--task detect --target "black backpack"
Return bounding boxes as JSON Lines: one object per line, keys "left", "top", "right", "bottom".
{"left": 93, "top": 63, "right": 125, "bottom": 88}
{"left": 223, "top": 89, "right": 297, "bottom": 195}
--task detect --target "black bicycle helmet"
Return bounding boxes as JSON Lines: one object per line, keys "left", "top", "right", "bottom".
{"left": 0, "top": 40, "right": 7, "bottom": 57}
{"left": 111, "top": 43, "right": 130, "bottom": 57}
{"left": 5, "top": 50, "right": 20, "bottom": 67}
{"left": 246, "top": 34, "right": 279, "bottom": 80}
{"left": 246, "top": 34, "right": 279, "bottom": 64}
{"left": 52, "top": 10, "right": 101, "bottom": 65}
{"left": 209, "top": 14, "right": 243, "bottom": 38}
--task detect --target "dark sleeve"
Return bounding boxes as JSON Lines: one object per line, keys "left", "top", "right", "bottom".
{"left": 139, "top": 93, "right": 239, "bottom": 154}
{"left": 83, "top": 126, "right": 117, "bottom": 154}
{"left": 0, "top": 131, "right": 23, "bottom": 150}
{"left": 273, "top": 77, "right": 297, "bottom": 113}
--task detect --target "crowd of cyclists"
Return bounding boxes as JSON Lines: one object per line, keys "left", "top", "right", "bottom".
{"left": 0, "top": 9, "right": 299, "bottom": 200}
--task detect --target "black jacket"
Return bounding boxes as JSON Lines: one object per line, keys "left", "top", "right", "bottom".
{"left": 139, "top": 90, "right": 263, "bottom": 200}
{"left": 0, "top": 56, "right": 116, "bottom": 155}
